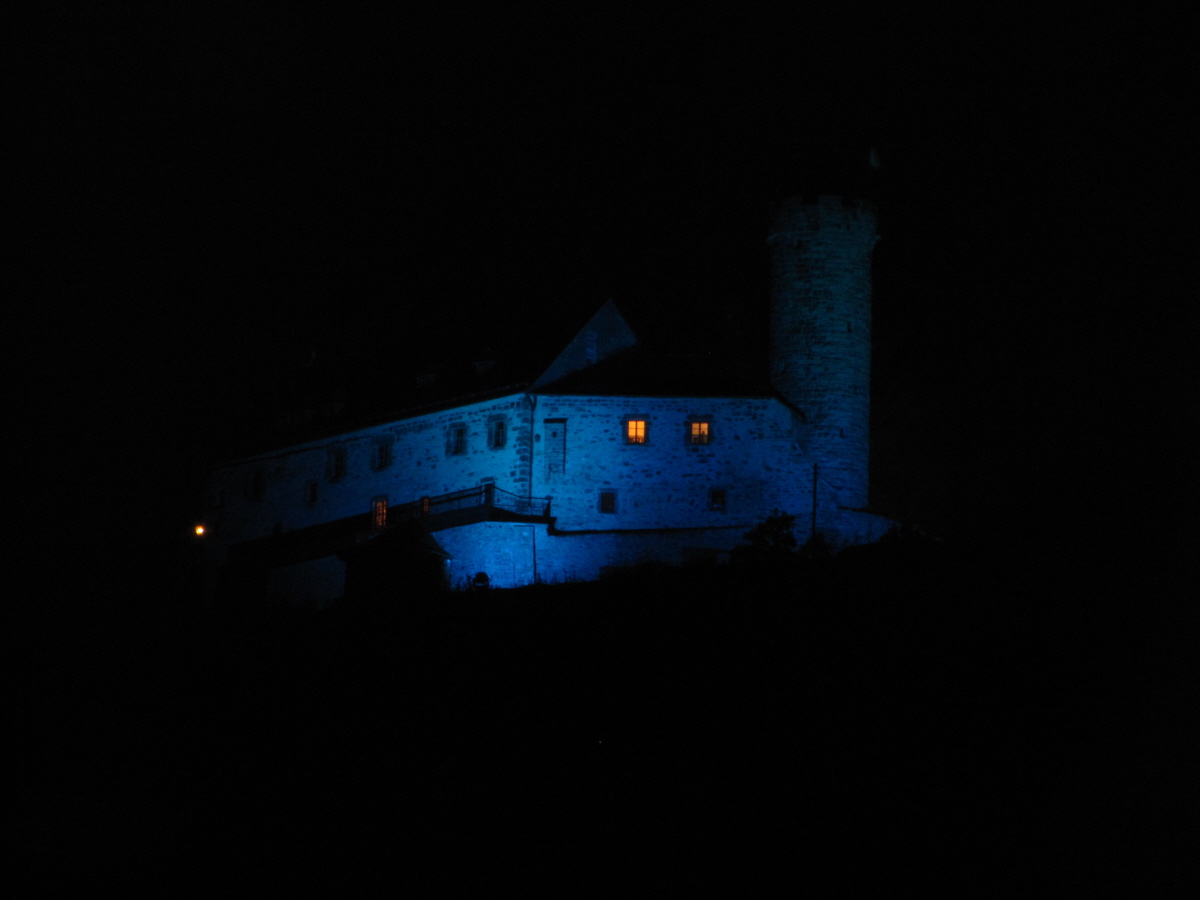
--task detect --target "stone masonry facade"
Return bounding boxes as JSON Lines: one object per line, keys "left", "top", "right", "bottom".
{"left": 203, "top": 195, "right": 893, "bottom": 603}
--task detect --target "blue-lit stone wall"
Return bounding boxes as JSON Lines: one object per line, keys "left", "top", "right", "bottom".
{"left": 437, "top": 521, "right": 743, "bottom": 588}
{"left": 204, "top": 193, "right": 894, "bottom": 599}
{"left": 532, "top": 527, "right": 745, "bottom": 584}
{"left": 206, "top": 392, "right": 532, "bottom": 548}
{"left": 529, "top": 395, "right": 822, "bottom": 533}
{"left": 206, "top": 387, "right": 892, "bottom": 595}
{"left": 768, "top": 195, "right": 877, "bottom": 509}
{"left": 437, "top": 508, "right": 891, "bottom": 589}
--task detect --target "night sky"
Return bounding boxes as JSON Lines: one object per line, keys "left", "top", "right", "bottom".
{"left": 16, "top": 6, "right": 1192, "bottom": 611}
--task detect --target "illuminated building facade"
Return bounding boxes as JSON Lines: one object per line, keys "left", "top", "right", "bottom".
{"left": 203, "top": 196, "right": 893, "bottom": 604}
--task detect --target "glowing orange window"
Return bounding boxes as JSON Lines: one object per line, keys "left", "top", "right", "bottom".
{"left": 689, "top": 421, "right": 711, "bottom": 444}
{"left": 626, "top": 420, "right": 647, "bottom": 444}
{"left": 372, "top": 498, "right": 388, "bottom": 530}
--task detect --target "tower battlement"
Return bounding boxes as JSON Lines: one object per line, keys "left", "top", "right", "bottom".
{"left": 768, "top": 194, "right": 878, "bottom": 233}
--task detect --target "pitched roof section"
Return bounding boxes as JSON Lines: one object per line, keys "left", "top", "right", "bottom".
{"left": 533, "top": 340, "right": 774, "bottom": 398}
{"left": 533, "top": 299, "right": 639, "bottom": 389}
{"left": 213, "top": 298, "right": 769, "bottom": 461}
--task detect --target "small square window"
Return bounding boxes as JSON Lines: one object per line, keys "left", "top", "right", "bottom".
{"left": 708, "top": 488, "right": 727, "bottom": 512}
{"left": 688, "top": 421, "right": 712, "bottom": 445}
{"left": 599, "top": 491, "right": 617, "bottom": 513}
{"left": 625, "top": 419, "right": 647, "bottom": 444}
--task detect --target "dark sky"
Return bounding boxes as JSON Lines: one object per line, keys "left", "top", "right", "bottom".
{"left": 16, "top": 5, "right": 1192, "bottom": 604}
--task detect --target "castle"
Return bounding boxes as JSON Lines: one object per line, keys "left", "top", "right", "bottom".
{"left": 201, "top": 195, "right": 894, "bottom": 605}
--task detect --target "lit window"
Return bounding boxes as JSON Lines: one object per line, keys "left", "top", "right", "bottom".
{"left": 689, "top": 421, "right": 711, "bottom": 445}
{"left": 599, "top": 491, "right": 617, "bottom": 513}
{"left": 708, "top": 488, "right": 727, "bottom": 512}
{"left": 372, "top": 497, "right": 388, "bottom": 530}
{"left": 625, "top": 419, "right": 647, "bottom": 444}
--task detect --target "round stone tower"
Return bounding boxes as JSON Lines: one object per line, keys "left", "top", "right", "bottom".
{"left": 767, "top": 195, "right": 877, "bottom": 509}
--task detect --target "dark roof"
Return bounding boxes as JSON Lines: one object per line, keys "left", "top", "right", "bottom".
{"left": 534, "top": 341, "right": 772, "bottom": 398}
{"left": 217, "top": 303, "right": 592, "bottom": 459}
{"left": 215, "top": 299, "right": 770, "bottom": 461}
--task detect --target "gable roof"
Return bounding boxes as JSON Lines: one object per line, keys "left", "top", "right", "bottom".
{"left": 533, "top": 299, "right": 639, "bottom": 389}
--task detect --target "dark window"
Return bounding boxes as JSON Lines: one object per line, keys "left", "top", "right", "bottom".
{"left": 708, "top": 488, "right": 727, "bottom": 512}
{"left": 544, "top": 418, "right": 567, "bottom": 477}
{"left": 326, "top": 446, "right": 347, "bottom": 481}
{"left": 304, "top": 482, "right": 318, "bottom": 506}
{"left": 372, "top": 440, "right": 393, "bottom": 471}
{"left": 248, "top": 469, "right": 266, "bottom": 500}
{"left": 599, "top": 491, "right": 617, "bottom": 513}
{"left": 489, "top": 419, "right": 507, "bottom": 449}
{"left": 448, "top": 425, "right": 467, "bottom": 455}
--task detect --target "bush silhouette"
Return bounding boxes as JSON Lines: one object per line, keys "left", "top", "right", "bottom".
{"left": 798, "top": 529, "right": 833, "bottom": 561}
{"left": 732, "top": 510, "right": 801, "bottom": 568}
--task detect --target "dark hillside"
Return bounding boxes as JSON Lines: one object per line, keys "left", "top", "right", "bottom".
{"left": 18, "top": 540, "right": 1188, "bottom": 893}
